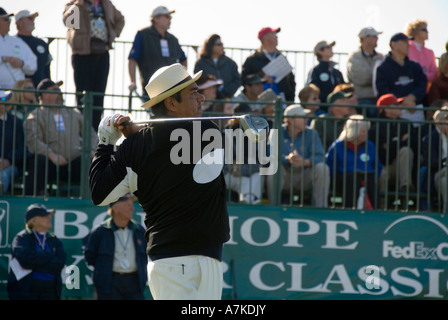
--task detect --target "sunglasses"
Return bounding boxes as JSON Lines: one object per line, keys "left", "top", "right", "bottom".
{"left": 420, "top": 28, "right": 428, "bottom": 32}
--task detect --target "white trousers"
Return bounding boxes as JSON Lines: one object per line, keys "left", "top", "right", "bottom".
{"left": 147, "top": 255, "right": 223, "bottom": 300}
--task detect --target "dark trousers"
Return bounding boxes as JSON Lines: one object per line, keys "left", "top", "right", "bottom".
{"left": 25, "top": 154, "right": 82, "bottom": 196}
{"left": 337, "top": 172, "right": 379, "bottom": 209}
{"left": 96, "top": 273, "right": 145, "bottom": 300}
{"left": 72, "top": 52, "right": 110, "bottom": 132}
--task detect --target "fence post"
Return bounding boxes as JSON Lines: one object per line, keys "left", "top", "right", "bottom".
{"left": 80, "top": 91, "right": 93, "bottom": 199}
{"left": 272, "top": 99, "right": 284, "bottom": 206}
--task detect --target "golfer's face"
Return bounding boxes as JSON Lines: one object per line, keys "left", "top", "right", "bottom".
{"left": 177, "top": 83, "right": 205, "bottom": 117}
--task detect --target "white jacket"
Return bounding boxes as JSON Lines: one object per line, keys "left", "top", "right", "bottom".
{"left": 0, "top": 34, "right": 37, "bottom": 89}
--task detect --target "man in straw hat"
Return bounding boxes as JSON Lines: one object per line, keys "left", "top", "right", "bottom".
{"left": 89, "top": 63, "right": 230, "bottom": 300}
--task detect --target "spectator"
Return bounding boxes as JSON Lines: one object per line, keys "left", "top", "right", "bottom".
{"left": 196, "top": 73, "right": 223, "bottom": 112}
{"left": 224, "top": 105, "right": 263, "bottom": 204}
{"left": 374, "top": 33, "right": 427, "bottom": 126}
{"left": 83, "top": 193, "right": 147, "bottom": 300}
{"left": 307, "top": 40, "right": 345, "bottom": 111}
{"left": 9, "top": 78, "right": 37, "bottom": 120}
{"left": 232, "top": 74, "right": 265, "bottom": 113}
{"left": 428, "top": 53, "right": 448, "bottom": 107}
{"left": 326, "top": 114, "right": 385, "bottom": 209}
{"left": 24, "top": 78, "right": 98, "bottom": 196}
{"left": 405, "top": 19, "right": 438, "bottom": 85}
{"left": 7, "top": 204, "right": 66, "bottom": 300}
{"left": 15, "top": 10, "right": 52, "bottom": 87}
{"left": 370, "top": 93, "right": 418, "bottom": 208}
{"left": 298, "top": 83, "right": 325, "bottom": 124}
{"left": 257, "top": 88, "right": 280, "bottom": 129}
{"left": 0, "top": 90, "right": 25, "bottom": 194}
{"left": 211, "top": 98, "right": 233, "bottom": 129}
{"left": 267, "top": 104, "right": 330, "bottom": 207}
{"left": 194, "top": 34, "right": 241, "bottom": 99}
{"left": 311, "top": 90, "right": 356, "bottom": 152}
{"left": 421, "top": 106, "right": 448, "bottom": 212}
{"left": 242, "top": 27, "right": 296, "bottom": 102}
{"left": 0, "top": 7, "right": 37, "bottom": 90}
{"left": 128, "top": 6, "right": 186, "bottom": 96}
{"left": 347, "top": 27, "right": 384, "bottom": 117}
{"left": 63, "top": 0, "right": 125, "bottom": 131}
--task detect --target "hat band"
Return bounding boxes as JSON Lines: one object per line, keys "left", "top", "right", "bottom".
{"left": 158, "top": 75, "right": 193, "bottom": 97}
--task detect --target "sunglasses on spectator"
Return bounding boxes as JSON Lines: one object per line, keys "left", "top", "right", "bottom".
{"left": 420, "top": 28, "right": 428, "bottom": 32}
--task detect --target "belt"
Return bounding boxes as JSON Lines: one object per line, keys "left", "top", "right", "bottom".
{"left": 113, "top": 271, "right": 138, "bottom": 275}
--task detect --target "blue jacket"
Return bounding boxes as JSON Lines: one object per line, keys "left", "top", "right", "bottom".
{"left": 375, "top": 53, "right": 427, "bottom": 104}
{"left": 7, "top": 227, "right": 66, "bottom": 299}
{"left": 83, "top": 217, "right": 147, "bottom": 295}
{"left": 326, "top": 139, "right": 383, "bottom": 177}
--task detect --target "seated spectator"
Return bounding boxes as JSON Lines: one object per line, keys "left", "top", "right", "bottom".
{"left": 194, "top": 34, "right": 241, "bottom": 99}
{"left": 267, "top": 104, "right": 329, "bottom": 207}
{"left": 0, "top": 7, "right": 37, "bottom": 90}
{"left": 421, "top": 106, "right": 448, "bottom": 212}
{"left": 426, "top": 99, "right": 448, "bottom": 124}
{"left": 374, "top": 33, "right": 427, "bottom": 127}
{"left": 311, "top": 90, "right": 357, "bottom": 152}
{"left": 405, "top": 19, "right": 438, "bottom": 86}
{"left": 210, "top": 98, "right": 233, "bottom": 129}
{"left": 232, "top": 74, "right": 265, "bottom": 113}
{"left": 224, "top": 103, "right": 262, "bottom": 204}
{"left": 24, "top": 79, "right": 98, "bottom": 196}
{"left": 428, "top": 53, "right": 448, "bottom": 108}
{"left": 331, "top": 83, "right": 360, "bottom": 114}
{"left": 9, "top": 78, "right": 37, "bottom": 120}
{"left": 196, "top": 73, "right": 223, "bottom": 112}
{"left": 326, "top": 114, "right": 386, "bottom": 209}
{"left": 369, "top": 94, "right": 418, "bottom": 208}
{"left": 257, "top": 88, "right": 280, "bottom": 129}
{"left": 0, "top": 90, "right": 25, "bottom": 194}
{"left": 347, "top": 27, "right": 384, "bottom": 117}
{"left": 298, "top": 83, "right": 325, "bottom": 125}
{"left": 307, "top": 40, "right": 345, "bottom": 112}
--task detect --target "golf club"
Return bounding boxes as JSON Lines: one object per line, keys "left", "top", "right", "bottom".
{"left": 122, "top": 114, "right": 269, "bottom": 142}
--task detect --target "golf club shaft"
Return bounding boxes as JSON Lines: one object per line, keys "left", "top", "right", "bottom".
{"left": 123, "top": 115, "right": 245, "bottom": 126}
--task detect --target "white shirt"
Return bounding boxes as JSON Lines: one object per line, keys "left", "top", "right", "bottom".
{"left": 0, "top": 34, "right": 37, "bottom": 89}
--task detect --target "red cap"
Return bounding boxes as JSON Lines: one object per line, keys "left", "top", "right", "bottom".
{"left": 376, "top": 93, "right": 404, "bottom": 107}
{"left": 258, "top": 27, "right": 281, "bottom": 40}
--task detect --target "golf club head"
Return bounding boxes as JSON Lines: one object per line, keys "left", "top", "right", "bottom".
{"left": 240, "top": 115, "right": 269, "bottom": 142}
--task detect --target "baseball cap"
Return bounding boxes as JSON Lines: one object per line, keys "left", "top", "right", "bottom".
{"left": 25, "top": 204, "right": 55, "bottom": 223}
{"left": 390, "top": 32, "right": 410, "bottom": 44}
{"left": 36, "top": 78, "right": 63, "bottom": 96}
{"left": 314, "top": 40, "right": 336, "bottom": 55}
{"left": 151, "top": 6, "right": 175, "bottom": 18}
{"left": 283, "top": 104, "right": 310, "bottom": 117}
{"left": 109, "top": 193, "right": 136, "bottom": 208}
{"left": 15, "top": 10, "right": 38, "bottom": 22}
{"left": 358, "top": 27, "right": 382, "bottom": 39}
{"left": 376, "top": 93, "right": 404, "bottom": 106}
{"left": 242, "top": 74, "right": 265, "bottom": 85}
{"left": 258, "top": 88, "right": 279, "bottom": 102}
{"left": 327, "top": 91, "right": 353, "bottom": 104}
{"left": 433, "top": 106, "right": 448, "bottom": 121}
{"left": 258, "top": 27, "right": 280, "bottom": 40}
{"left": 0, "top": 7, "right": 13, "bottom": 18}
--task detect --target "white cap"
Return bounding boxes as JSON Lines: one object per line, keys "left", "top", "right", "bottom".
{"left": 358, "top": 27, "right": 382, "bottom": 39}
{"left": 151, "top": 6, "right": 175, "bottom": 18}
{"left": 284, "top": 104, "right": 310, "bottom": 117}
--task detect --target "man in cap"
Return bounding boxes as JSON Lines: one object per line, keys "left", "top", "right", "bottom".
{"left": 128, "top": 6, "right": 187, "bottom": 97}
{"left": 374, "top": 32, "right": 427, "bottom": 126}
{"left": 369, "top": 93, "right": 418, "bottom": 209}
{"left": 83, "top": 193, "right": 147, "bottom": 300}
{"left": 347, "top": 27, "right": 384, "bottom": 117}
{"left": 7, "top": 203, "right": 66, "bottom": 300}
{"left": 15, "top": 10, "right": 52, "bottom": 87}
{"left": 307, "top": 40, "right": 345, "bottom": 111}
{"left": 267, "top": 104, "right": 329, "bottom": 207}
{"left": 242, "top": 27, "right": 296, "bottom": 102}
{"left": 232, "top": 73, "right": 265, "bottom": 113}
{"left": 24, "top": 78, "right": 98, "bottom": 196}
{"left": 0, "top": 7, "right": 37, "bottom": 90}
{"left": 421, "top": 106, "right": 448, "bottom": 212}
{"left": 89, "top": 63, "right": 230, "bottom": 300}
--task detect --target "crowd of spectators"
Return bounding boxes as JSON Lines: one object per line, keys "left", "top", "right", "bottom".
{"left": 1, "top": 3, "right": 448, "bottom": 212}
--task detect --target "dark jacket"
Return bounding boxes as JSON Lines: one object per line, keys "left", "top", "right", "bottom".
{"left": 421, "top": 128, "right": 446, "bottom": 195}
{"left": 7, "top": 227, "right": 66, "bottom": 299}
{"left": 375, "top": 53, "right": 428, "bottom": 104}
{"left": 0, "top": 112, "right": 25, "bottom": 170}
{"left": 83, "top": 217, "right": 147, "bottom": 294}
{"left": 194, "top": 55, "right": 241, "bottom": 99}
{"left": 242, "top": 48, "right": 296, "bottom": 102}
{"left": 307, "top": 60, "right": 345, "bottom": 110}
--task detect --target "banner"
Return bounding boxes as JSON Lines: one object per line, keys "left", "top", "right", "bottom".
{"left": 0, "top": 197, "right": 447, "bottom": 300}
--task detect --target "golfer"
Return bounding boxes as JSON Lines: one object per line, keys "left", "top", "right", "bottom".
{"left": 89, "top": 63, "right": 230, "bottom": 300}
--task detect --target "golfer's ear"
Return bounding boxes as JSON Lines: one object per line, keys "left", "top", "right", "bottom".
{"left": 164, "top": 97, "right": 177, "bottom": 113}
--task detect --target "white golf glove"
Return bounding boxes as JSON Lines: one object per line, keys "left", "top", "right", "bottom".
{"left": 98, "top": 114, "right": 122, "bottom": 145}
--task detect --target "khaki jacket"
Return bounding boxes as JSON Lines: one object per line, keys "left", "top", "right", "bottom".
{"left": 25, "top": 105, "right": 98, "bottom": 161}
{"left": 63, "top": 0, "right": 125, "bottom": 55}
